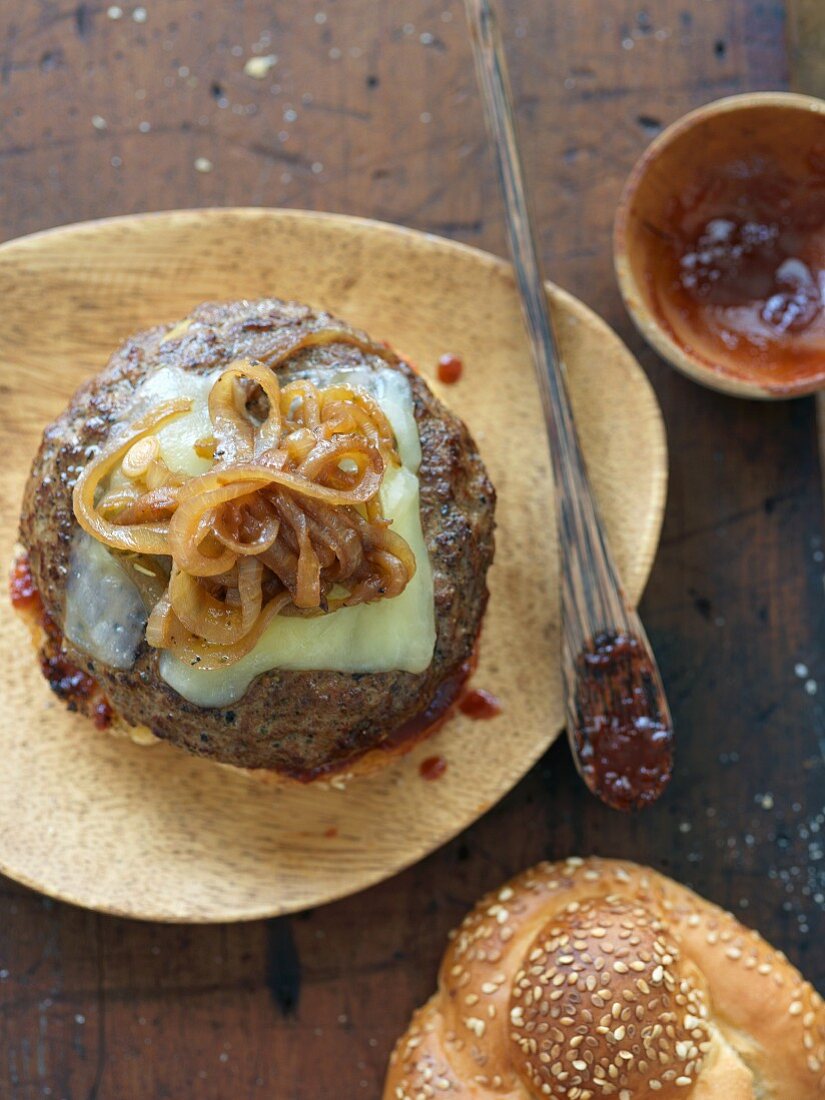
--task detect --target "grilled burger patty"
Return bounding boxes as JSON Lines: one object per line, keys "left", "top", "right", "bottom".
{"left": 19, "top": 298, "right": 496, "bottom": 776}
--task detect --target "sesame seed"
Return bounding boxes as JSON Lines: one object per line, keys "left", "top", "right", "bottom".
{"left": 245, "top": 48, "right": 278, "bottom": 75}
{"left": 789, "top": 1001, "right": 803, "bottom": 1016}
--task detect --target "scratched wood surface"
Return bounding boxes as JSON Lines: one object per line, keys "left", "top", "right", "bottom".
{"left": 0, "top": 2, "right": 822, "bottom": 1098}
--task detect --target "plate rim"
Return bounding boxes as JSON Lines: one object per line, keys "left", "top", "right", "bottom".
{"left": 0, "top": 207, "right": 668, "bottom": 921}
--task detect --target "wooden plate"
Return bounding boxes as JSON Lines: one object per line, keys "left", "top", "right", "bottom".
{"left": 0, "top": 210, "right": 666, "bottom": 922}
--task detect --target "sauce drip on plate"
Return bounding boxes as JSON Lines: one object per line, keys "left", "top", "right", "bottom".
{"left": 419, "top": 754, "right": 447, "bottom": 781}
{"left": 437, "top": 354, "right": 464, "bottom": 384}
{"left": 646, "top": 150, "right": 825, "bottom": 390}
{"left": 459, "top": 688, "right": 502, "bottom": 719}
{"left": 9, "top": 553, "right": 113, "bottom": 729}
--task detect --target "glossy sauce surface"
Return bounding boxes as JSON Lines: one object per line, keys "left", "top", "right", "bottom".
{"left": 458, "top": 687, "right": 502, "bottom": 720}
{"left": 646, "top": 151, "right": 825, "bottom": 389}
{"left": 436, "top": 353, "right": 463, "bottom": 384}
{"left": 9, "top": 556, "right": 37, "bottom": 609}
{"left": 419, "top": 755, "right": 447, "bottom": 781}
{"left": 10, "top": 554, "right": 113, "bottom": 729}
{"left": 573, "top": 632, "right": 672, "bottom": 811}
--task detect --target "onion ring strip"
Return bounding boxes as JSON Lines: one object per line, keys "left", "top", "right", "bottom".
{"left": 73, "top": 398, "right": 192, "bottom": 555}
{"left": 73, "top": 335, "right": 417, "bottom": 669}
{"left": 147, "top": 588, "right": 292, "bottom": 670}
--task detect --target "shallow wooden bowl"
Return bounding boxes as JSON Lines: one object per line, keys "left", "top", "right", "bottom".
{"left": 614, "top": 92, "right": 825, "bottom": 399}
{"left": 0, "top": 210, "right": 666, "bottom": 921}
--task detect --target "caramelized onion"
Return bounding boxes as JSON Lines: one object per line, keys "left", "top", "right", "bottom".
{"left": 73, "top": 398, "right": 193, "bottom": 555}
{"left": 72, "top": 338, "right": 417, "bottom": 669}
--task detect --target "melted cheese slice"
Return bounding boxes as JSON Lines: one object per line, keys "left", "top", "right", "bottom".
{"left": 64, "top": 531, "right": 147, "bottom": 669}
{"left": 160, "top": 462, "right": 434, "bottom": 707}
{"left": 68, "top": 363, "right": 436, "bottom": 708}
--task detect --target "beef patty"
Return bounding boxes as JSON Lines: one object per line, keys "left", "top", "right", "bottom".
{"left": 19, "top": 298, "right": 496, "bottom": 777}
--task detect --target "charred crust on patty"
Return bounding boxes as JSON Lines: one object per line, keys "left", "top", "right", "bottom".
{"left": 19, "top": 298, "right": 495, "bottom": 777}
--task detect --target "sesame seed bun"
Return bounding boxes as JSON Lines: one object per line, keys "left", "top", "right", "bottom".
{"left": 384, "top": 856, "right": 825, "bottom": 1099}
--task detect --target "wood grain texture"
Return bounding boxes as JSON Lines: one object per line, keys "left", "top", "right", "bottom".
{"left": 467, "top": 0, "right": 672, "bottom": 811}
{"left": 0, "top": 208, "right": 666, "bottom": 921}
{"left": 0, "top": 2, "right": 822, "bottom": 1098}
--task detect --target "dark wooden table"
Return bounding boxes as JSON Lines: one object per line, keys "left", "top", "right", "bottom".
{"left": 1, "top": 2, "right": 823, "bottom": 1096}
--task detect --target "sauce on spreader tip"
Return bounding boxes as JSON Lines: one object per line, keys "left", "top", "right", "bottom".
{"left": 573, "top": 632, "right": 672, "bottom": 812}
{"left": 646, "top": 150, "right": 825, "bottom": 389}
{"left": 437, "top": 354, "right": 463, "bottom": 384}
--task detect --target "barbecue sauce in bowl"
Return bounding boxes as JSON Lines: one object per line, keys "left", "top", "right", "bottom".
{"left": 616, "top": 95, "right": 825, "bottom": 396}
{"left": 650, "top": 156, "right": 825, "bottom": 389}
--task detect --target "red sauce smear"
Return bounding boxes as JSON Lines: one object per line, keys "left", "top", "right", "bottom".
{"left": 9, "top": 555, "right": 37, "bottom": 609}
{"left": 282, "top": 647, "right": 479, "bottom": 783}
{"left": 573, "top": 632, "right": 672, "bottom": 812}
{"left": 419, "top": 754, "right": 447, "bottom": 781}
{"left": 93, "top": 697, "right": 114, "bottom": 730}
{"left": 10, "top": 553, "right": 113, "bottom": 729}
{"left": 644, "top": 149, "right": 825, "bottom": 390}
{"left": 437, "top": 354, "right": 463, "bottom": 384}
{"left": 459, "top": 688, "right": 502, "bottom": 719}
